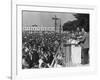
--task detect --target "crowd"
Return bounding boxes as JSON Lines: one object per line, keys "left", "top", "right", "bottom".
{"left": 22, "top": 31, "right": 65, "bottom": 69}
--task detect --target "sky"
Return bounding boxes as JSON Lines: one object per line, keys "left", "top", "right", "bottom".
{"left": 22, "top": 11, "right": 77, "bottom": 28}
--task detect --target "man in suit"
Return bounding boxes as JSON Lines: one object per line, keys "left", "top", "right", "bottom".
{"left": 79, "top": 28, "right": 89, "bottom": 64}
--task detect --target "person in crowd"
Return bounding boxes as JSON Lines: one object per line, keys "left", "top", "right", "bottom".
{"left": 31, "top": 46, "right": 39, "bottom": 68}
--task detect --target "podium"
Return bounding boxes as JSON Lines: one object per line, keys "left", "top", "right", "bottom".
{"left": 71, "top": 45, "right": 81, "bottom": 65}
{"left": 63, "top": 44, "right": 71, "bottom": 66}
{"left": 63, "top": 44, "right": 81, "bottom": 66}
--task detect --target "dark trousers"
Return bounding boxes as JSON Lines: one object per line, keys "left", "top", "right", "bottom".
{"left": 81, "top": 48, "right": 89, "bottom": 64}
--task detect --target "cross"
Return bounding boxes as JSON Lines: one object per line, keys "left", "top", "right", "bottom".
{"left": 52, "top": 15, "right": 59, "bottom": 31}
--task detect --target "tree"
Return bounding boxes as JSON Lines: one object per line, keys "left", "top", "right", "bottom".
{"left": 62, "top": 20, "right": 78, "bottom": 32}
{"left": 74, "top": 13, "right": 89, "bottom": 32}
{"left": 62, "top": 13, "right": 89, "bottom": 32}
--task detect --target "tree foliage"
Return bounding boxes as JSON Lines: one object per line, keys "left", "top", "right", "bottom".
{"left": 62, "top": 13, "right": 89, "bottom": 32}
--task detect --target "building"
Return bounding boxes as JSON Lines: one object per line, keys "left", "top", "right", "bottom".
{"left": 23, "top": 25, "right": 55, "bottom": 34}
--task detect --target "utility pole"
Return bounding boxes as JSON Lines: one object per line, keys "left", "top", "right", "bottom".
{"left": 52, "top": 15, "right": 59, "bottom": 32}
{"left": 59, "top": 18, "right": 61, "bottom": 34}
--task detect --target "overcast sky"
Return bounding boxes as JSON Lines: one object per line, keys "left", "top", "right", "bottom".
{"left": 22, "top": 11, "right": 77, "bottom": 28}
